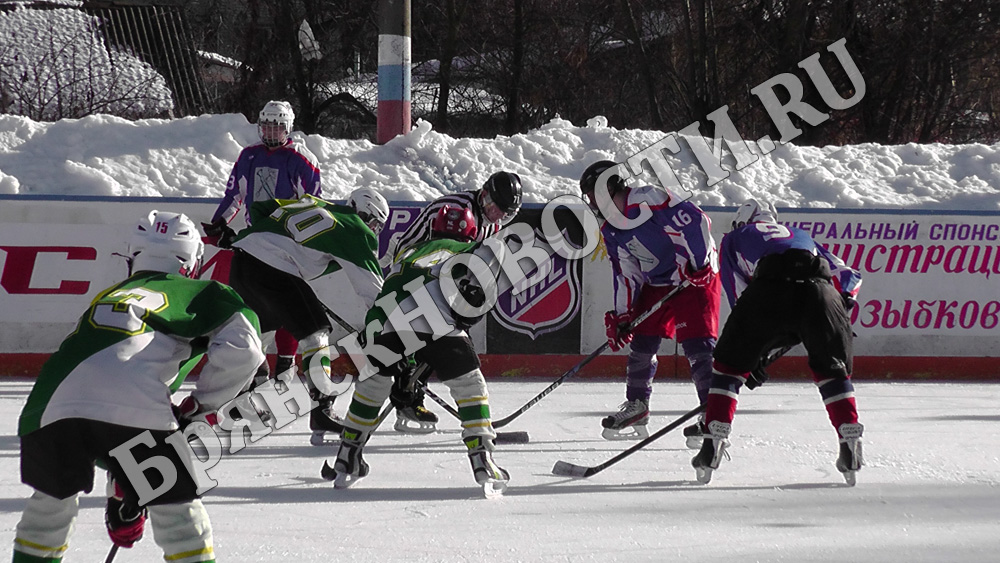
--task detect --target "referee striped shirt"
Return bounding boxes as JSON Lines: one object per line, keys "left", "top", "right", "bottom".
{"left": 388, "top": 190, "right": 509, "bottom": 262}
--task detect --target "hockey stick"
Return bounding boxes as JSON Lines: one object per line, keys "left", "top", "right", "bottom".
{"left": 420, "top": 383, "right": 531, "bottom": 443}
{"left": 492, "top": 281, "right": 690, "bottom": 429}
{"left": 105, "top": 544, "right": 119, "bottom": 563}
{"left": 320, "top": 302, "right": 357, "bottom": 334}
{"left": 552, "top": 404, "right": 705, "bottom": 478}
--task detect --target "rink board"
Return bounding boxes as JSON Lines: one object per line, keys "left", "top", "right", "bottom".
{"left": 0, "top": 195, "right": 998, "bottom": 379}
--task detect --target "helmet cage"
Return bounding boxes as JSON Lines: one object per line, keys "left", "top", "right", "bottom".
{"left": 258, "top": 101, "right": 294, "bottom": 148}
{"left": 348, "top": 188, "right": 390, "bottom": 235}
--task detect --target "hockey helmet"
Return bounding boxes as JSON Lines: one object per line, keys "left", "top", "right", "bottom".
{"left": 258, "top": 100, "right": 294, "bottom": 148}
{"left": 579, "top": 160, "right": 627, "bottom": 199}
{"left": 348, "top": 187, "right": 390, "bottom": 234}
{"left": 479, "top": 171, "right": 522, "bottom": 223}
{"left": 731, "top": 198, "right": 778, "bottom": 231}
{"left": 431, "top": 205, "right": 478, "bottom": 242}
{"left": 129, "top": 210, "right": 204, "bottom": 278}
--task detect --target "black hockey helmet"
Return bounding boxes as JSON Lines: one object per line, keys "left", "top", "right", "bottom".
{"left": 481, "top": 171, "right": 523, "bottom": 218}
{"left": 579, "top": 160, "right": 626, "bottom": 198}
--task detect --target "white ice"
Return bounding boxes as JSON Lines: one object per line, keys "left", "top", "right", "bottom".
{"left": 1, "top": 378, "right": 997, "bottom": 562}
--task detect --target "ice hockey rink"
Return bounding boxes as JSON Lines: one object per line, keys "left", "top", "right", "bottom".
{"left": 1, "top": 378, "right": 998, "bottom": 562}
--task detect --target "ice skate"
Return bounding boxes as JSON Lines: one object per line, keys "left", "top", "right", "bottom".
{"left": 465, "top": 436, "right": 509, "bottom": 498}
{"left": 393, "top": 404, "right": 438, "bottom": 434}
{"left": 691, "top": 421, "right": 731, "bottom": 484}
{"left": 683, "top": 413, "right": 705, "bottom": 449}
{"left": 601, "top": 399, "right": 649, "bottom": 440}
{"left": 835, "top": 423, "right": 864, "bottom": 486}
{"left": 309, "top": 398, "right": 344, "bottom": 446}
{"left": 322, "top": 429, "right": 369, "bottom": 489}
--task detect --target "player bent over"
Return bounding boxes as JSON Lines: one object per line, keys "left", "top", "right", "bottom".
{"left": 692, "top": 199, "right": 865, "bottom": 486}
{"left": 579, "top": 161, "right": 721, "bottom": 442}
{"left": 323, "top": 206, "right": 510, "bottom": 495}
{"left": 12, "top": 211, "right": 264, "bottom": 563}
{"left": 227, "top": 190, "right": 387, "bottom": 445}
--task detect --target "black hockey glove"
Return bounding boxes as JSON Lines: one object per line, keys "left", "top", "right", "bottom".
{"left": 745, "top": 364, "right": 770, "bottom": 390}
{"left": 202, "top": 220, "right": 237, "bottom": 249}
{"left": 453, "top": 277, "right": 486, "bottom": 330}
{"left": 389, "top": 359, "right": 419, "bottom": 409}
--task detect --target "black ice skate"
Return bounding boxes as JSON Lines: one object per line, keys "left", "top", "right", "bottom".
{"left": 309, "top": 395, "right": 344, "bottom": 446}
{"left": 683, "top": 413, "right": 706, "bottom": 449}
{"left": 322, "top": 429, "right": 369, "bottom": 489}
{"left": 601, "top": 399, "right": 650, "bottom": 440}
{"left": 691, "top": 420, "right": 731, "bottom": 484}
{"left": 465, "top": 436, "right": 509, "bottom": 498}
{"left": 835, "top": 422, "right": 864, "bottom": 486}
{"left": 394, "top": 404, "right": 438, "bottom": 434}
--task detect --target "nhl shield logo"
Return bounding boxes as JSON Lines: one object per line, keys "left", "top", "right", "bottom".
{"left": 491, "top": 231, "right": 582, "bottom": 340}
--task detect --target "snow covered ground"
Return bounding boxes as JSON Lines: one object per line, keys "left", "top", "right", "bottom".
{"left": 1, "top": 379, "right": 997, "bottom": 562}
{"left": 1, "top": 113, "right": 999, "bottom": 211}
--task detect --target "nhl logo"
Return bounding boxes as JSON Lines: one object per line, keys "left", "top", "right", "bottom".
{"left": 492, "top": 230, "right": 581, "bottom": 340}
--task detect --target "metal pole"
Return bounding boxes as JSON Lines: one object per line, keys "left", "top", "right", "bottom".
{"left": 376, "top": 0, "right": 411, "bottom": 144}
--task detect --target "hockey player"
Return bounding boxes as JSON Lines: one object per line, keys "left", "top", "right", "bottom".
{"left": 203, "top": 100, "right": 322, "bottom": 392}
{"left": 323, "top": 205, "right": 510, "bottom": 495}
{"left": 381, "top": 170, "right": 522, "bottom": 433}
{"left": 691, "top": 198, "right": 865, "bottom": 485}
{"left": 227, "top": 189, "right": 387, "bottom": 445}
{"left": 579, "top": 160, "right": 721, "bottom": 441}
{"left": 12, "top": 211, "right": 264, "bottom": 563}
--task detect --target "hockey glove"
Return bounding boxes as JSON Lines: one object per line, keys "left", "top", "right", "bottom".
{"left": 604, "top": 311, "right": 634, "bottom": 352}
{"left": 174, "top": 396, "right": 218, "bottom": 429}
{"left": 841, "top": 292, "right": 858, "bottom": 312}
{"left": 201, "top": 219, "right": 237, "bottom": 249}
{"left": 389, "top": 359, "right": 420, "bottom": 409}
{"left": 105, "top": 479, "right": 146, "bottom": 548}
{"left": 682, "top": 264, "right": 715, "bottom": 288}
{"left": 745, "top": 364, "right": 770, "bottom": 390}
{"left": 452, "top": 276, "right": 486, "bottom": 330}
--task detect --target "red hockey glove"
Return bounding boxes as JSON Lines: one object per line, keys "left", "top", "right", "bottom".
{"left": 683, "top": 264, "right": 715, "bottom": 288}
{"left": 174, "top": 396, "right": 218, "bottom": 429}
{"left": 201, "top": 220, "right": 237, "bottom": 249}
{"left": 105, "top": 479, "right": 146, "bottom": 548}
{"left": 604, "top": 311, "right": 634, "bottom": 352}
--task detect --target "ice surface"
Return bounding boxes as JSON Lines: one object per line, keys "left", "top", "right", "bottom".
{"left": 1, "top": 379, "right": 998, "bottom": 562}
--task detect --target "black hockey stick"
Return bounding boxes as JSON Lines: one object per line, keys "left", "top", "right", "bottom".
{"left": 105, "top": 544, "right": 119, "bottom": 563}
{"left": 420, "top": 383, "right": 530, "bottom": 443}
{"left": 320, "top": 302, "right": 357, "bottom": 334}
{"left": 552, "top": 404, "right": 705, "bottom": 478}
{"left": 493, "top": 281, "right": 690, "bottom": 429}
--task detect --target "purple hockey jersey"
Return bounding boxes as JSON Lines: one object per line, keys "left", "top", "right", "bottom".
{"left": 601, "top": 185, "right": 718, "bottom": 315}
{"left": 211, "top": 140, "right": 321, "bottom": 225}
{"left": 719, "top": 221, "right": 863, "bottom": 308}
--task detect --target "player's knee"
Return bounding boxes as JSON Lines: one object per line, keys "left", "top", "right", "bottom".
{"left": 148, "top": 500, "right": 214, "bottom": 563}
{"left": 629, "top": 333, "right": 660, "bottom": 355}
{"left": 443, "top": 368, "right": 488, "bottom": 401}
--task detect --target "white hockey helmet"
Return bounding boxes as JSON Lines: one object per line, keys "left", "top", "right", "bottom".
{"left": 258, "top": 100, "right": 294, "bottom": 148}
{"left": 348, "top": 187, "right": 390, "bottom": 234}
{"left": 732, "top": 198, "right": 778, "bottom": 231}
{"left": 129, "top": 210, "right": 205, "bottom": 278}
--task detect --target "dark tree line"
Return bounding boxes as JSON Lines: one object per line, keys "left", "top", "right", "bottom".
{"left": 183, "top": 0, "right": 1000, "bottom": 145}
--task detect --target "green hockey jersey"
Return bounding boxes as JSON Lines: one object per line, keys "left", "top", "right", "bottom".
{"left": 232, "top": 195, "right": 383, "bottom": 328}
{"left": 18, "top": 272, "right": 264, "bottom": 436}
{"left": 367, "top": 237, "right": 502, "bottom": 337}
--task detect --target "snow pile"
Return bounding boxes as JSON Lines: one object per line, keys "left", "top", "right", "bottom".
{"left": 0, "top": 112, "right": 998, "bottom": 210}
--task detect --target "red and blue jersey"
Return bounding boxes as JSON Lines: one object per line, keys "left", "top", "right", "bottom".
{"left": 719, "top": 221, "right": 863, "bottom": 308}
{"left": 601, "top": 185, "right": 717, "bottom": 315}
{"left": 212, "top": 139, "right": 321, "bottom": 225}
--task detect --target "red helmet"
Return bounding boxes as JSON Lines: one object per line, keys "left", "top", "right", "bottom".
{"left": 431, "top": 205, "right": 478, "bottom": 242}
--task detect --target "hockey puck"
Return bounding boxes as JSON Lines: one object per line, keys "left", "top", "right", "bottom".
{"left": 495, "top": 431, "right": 530, "bottom": 444}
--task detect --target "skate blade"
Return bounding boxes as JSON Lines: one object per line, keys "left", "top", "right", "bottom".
{"left": 334, "top": 473, "right": 365, "bottom": 489}
{"left": 310, "top": 431, "right": 337, "bottom": 446}
{"left": 482, "top": 479, "right": 508, "bottom": 499}
{"left": 601, "top": 425, "right": 650, "bottom": 441}
{"left": 393, "top": 417, "right": 436, "bottom": 434}
{"left": 841, "top": 470, "right": 857, "bottom": 487}
{"left": 694, "top": 466, "right": 714, "bottom": 484}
